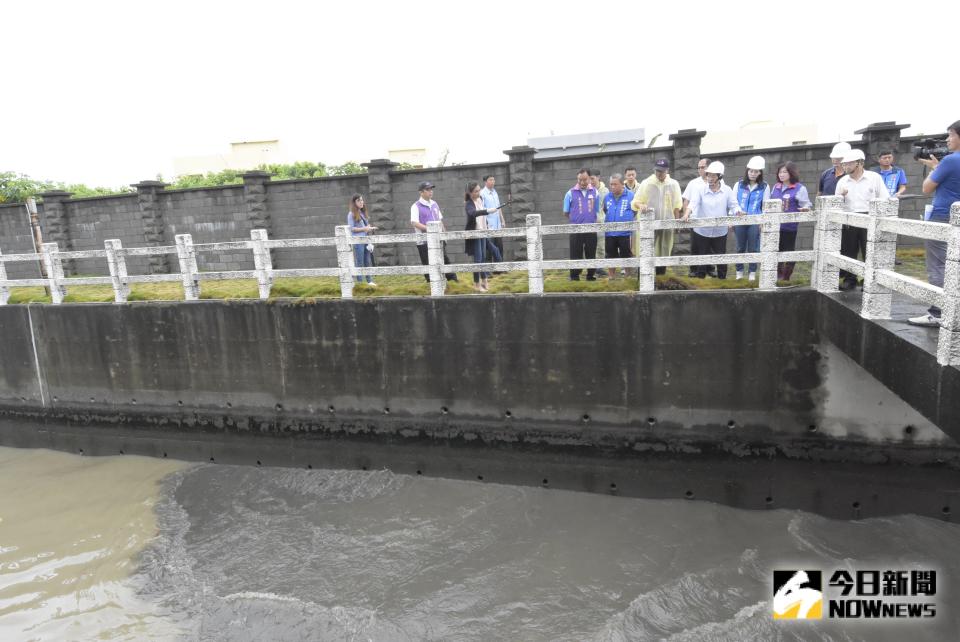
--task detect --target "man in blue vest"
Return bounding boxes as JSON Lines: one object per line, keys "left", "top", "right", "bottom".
{"left": 563, "top": 168, "right": 600, "bottom": 280}
{"left": 872, "top": 150, "right": 908, "bottom": 198}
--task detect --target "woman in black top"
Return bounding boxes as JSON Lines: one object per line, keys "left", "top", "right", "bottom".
{"left": 464, "top": 181, "right": 502, "bottom": 292}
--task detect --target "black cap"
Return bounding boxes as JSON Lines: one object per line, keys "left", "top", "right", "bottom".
{"left": 418, "top": 181, "right": 435, "bottom": 191}
{"left": 654, "top": 159, "right": 670, "bottom": 171}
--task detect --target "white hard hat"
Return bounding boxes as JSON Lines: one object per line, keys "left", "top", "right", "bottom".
{"left": 830, "top": 142, "right": 852, "bottom": 158}
{"left": 706, "top": 161, "right": 725, "bottom": 175}
{"left": 840, "top": 149, "right": 865, "bottom": 163}
{"left": 746, "top": 156, "right": 765, "bottom": 170}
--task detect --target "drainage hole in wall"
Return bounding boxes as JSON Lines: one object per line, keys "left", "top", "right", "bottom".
{"left": 383, "top": 407, "right": 390, "bottom": 414}
{"left": 416, "top": 469, "right": 423, "bottom": 475}
{"left": 328, "top": 405, "right": 335, "bottom": 413}
{"left": 582, "top": 414, "right": 591, "bottom": 422}
{"left": 942, "top": 506, "right": 951, "bottom": 515}
{"left": 78, "top": 448, "right": 84, "bottom": 455}
{"left": 226, "top": 402, "right": 232, "bottom": 409}
{"left": 256, "top": 460, "right": 262, "bottom": 466}
{"left": 177, "top": 400, "right": 183, "bottom": 407}
{"left": 361, "top": 465, "right": 368, "bottom": 471}
{"left": 131, "top": 399, "right": 136, "bottom": 405}
{"left": 807, "top": 424, "right": 818, "bottom": 433}
{"left": 647, "top": 417, "right": 656, "bottom": 426}
{"left": 852, "top": 501, "right": 861, "bottom": 509}
{"left": 441, "top": 406, "right": 449, "bottom": 415}
{"left": 52, "top": 396, "right": 58, "bottom": 403}
{"left": 119, "top": 449, "right": 124, "bottom": 455}
{"left": 276, "top": 404, "right": 284, "bottom": 412}
{"left": 904, "top": 425, "right": 915, "bottom": 435}
{"left": 609, "top": 482, "right": 617, "bottom": 491}
{"left": 209, "top": 457, "right": 215, "bottom": 463}
{"left": 477, "top": 475, "right": 484, "bottom": 481}
{"left": 90, "top": 397, "right": 95, "bottom": 403}
{"left": 504, "top": 410, "right": 512, "bottom": 418}
{"left": 684, "top": 490, "right": 694, "bottom": 499}
{"left": 765, "top": 496, "right": 774, "bottom": 505}
{"left": 162, "top": 452, "right": 168, "bottom": 458}
{"left": 727, "top": 419, "right": 736, "bottom": 429}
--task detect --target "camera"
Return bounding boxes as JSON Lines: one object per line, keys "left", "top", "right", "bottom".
{"left": 913, "top": 135, "right": 950, "bottom": 161}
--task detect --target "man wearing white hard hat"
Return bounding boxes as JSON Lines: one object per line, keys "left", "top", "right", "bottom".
{"left": 731, "top": 156, "right": 770, "bottom": 281}
{"left": 835, "top": 149, "right": 891, "bottom": 290}
{"left": 818, "top": 141, "right": 851, "bottom": 197}
{"left": 683, "top": 160, "right": 739, "bottom": 279}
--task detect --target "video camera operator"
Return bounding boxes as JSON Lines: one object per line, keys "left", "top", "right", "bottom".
{"left": 910, "top": 120, "right": 960, "bottom": 327}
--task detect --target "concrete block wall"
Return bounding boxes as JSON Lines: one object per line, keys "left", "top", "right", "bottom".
{"left": 0, "top": 120, "right": 935, "bottom": 278}
{"left": 65, "top": 194, "right": 145, "bottom": 275}
{"left": 266, "top": 174, "right": 368, "bottom": 270}
{"left": 0, "top": 203, "right": 42, "bottom": 279}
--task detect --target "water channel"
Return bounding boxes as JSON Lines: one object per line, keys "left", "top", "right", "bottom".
{"left": 1, "top": 445, "right": 957, "bottom": 641}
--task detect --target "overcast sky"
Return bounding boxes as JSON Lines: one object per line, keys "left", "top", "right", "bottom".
{"left": 1, "top": 0, "right": 951, "bottom": 188}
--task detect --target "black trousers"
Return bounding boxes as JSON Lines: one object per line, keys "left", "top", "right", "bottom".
{"left": 569, "top": 232, "right": 597, "bottom": 279}
{"left": 604, "top": 235, "right": 633, "bottom": 261}
{"left": 840, "top": 225, "right": 867, "bottom": 284}
{"left": 691, "top": 232, "right": 728, "bottom": 279}
{"left": 778, "top": 229, "right": 798, "bottom": 281}
{"left": 416, "top": 243, "right": 458, "bottom": 282}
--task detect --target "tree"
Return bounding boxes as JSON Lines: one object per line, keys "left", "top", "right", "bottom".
{"left": 0, "top": 171, "right": 129, "bottom": 203}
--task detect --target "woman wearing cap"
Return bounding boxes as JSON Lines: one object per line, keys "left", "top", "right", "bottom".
{"left": 464, "top": 181, "right": 502, "bottom": 292}
{"left": 732, "top": 156, "right": 770, "bottom": 281}
{"left": 770, "top": 161, "right": 812, "bottom": 282}
{"left": 347, "top": 194, "right": 377, "bottom": 286}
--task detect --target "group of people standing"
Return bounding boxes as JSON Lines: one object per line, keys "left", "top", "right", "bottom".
{"left": 344, "top": 122, "right": 960, "bottom": 320}
{"left": 561, "top": 157, "right": 813, "bottom": 282}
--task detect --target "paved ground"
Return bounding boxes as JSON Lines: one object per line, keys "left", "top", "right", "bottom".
{"left": 828, "top": 289, "right": 940, "bottom": 358}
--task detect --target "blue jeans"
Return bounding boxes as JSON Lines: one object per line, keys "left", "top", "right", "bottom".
{"left": 353, "top": 244, "right": 374, "bottom": 283}
{"left": 734, "top": 224, "right": 760, "bottom": 273}
{"left": 473, "top": 238, "right": 502, "bottom": 283}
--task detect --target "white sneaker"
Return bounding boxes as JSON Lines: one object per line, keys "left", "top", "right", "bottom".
{"left": 748, "top": 272, "right": 756, "bottom": 282}
{"left": 908, "top": 313, "right": 940, "bottom": 327}
{"left": 735, "top": 270, "right": 743, "bottom": 280}
{"left": 368, "top": 281, "right": 377, "bottom": 287}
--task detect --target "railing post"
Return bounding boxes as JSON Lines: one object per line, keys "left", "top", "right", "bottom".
{"left": 104, "top": 239, "right": 130, "bottom": 303}
{"left": 250, "top": 229, "right": 273, "bottom": 300}
{"left": 41, "top": 242, "right": 67, "bottom": 304}
{"left": 334, "top": 225, "right": 355, "bottom": 299}
{"left": 636, "top": 207, "right": 656, "bottom": 292}
{"left": 525, "top": 214, "right": 543, "bottom": 295}
{"left": 861, "top": 198, "right": 898, "bottom": 320}
{"left": 759, "top": 200, "right": 781, "bottom": 290}
{"left": 175, "top": 234, "right": 200, "bottom": 301}
{"left": 936, "top": 202, "right": 960, "bottom": 366}
{"left": 426, "top": 220, "right": 445, "bottom": 297}
{"left": 813, "top": 196, "right": 844, "bottom": 292}
{"left": 0, "top": 249, "right": 8, "bottom": 305}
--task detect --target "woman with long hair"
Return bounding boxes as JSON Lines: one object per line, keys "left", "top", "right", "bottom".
{"left": 464, "top": 181, "right": 503, "bottom": 292}
{"left": 347, "top": 194, "right": 377, "bottom": 286}
{"left": 732, "top": 156, "right": 769, "bottom": 281}
{"left": 770, "top": 162, "right": 812, "bottom": 282}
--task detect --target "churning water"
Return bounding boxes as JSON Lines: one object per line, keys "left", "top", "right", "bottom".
{"left": 1, "top": 445, "right": 957, "bottom": 641}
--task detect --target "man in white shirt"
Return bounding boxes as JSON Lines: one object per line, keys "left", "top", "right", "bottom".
{"left": 836, "top": 149, "right": 891, "bottom": 290}
{"left": 683, "top": 161, "right": 739, "bottom": 279}
{"left": 479, "top": 175, "right": 507, "bottom": 272}
{"left": 410, "top": 181, "right": 458, "bottom": 283}
{"left": 682, "top": 158, "right": 710, "bottom": 276}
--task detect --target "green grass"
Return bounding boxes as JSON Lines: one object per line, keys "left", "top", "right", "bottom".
{"left": 1, "top": 249, "right": 931, "bottom": 304}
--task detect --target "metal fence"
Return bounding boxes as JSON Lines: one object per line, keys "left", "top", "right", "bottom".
{"left": 1, "top": 197, "right": 958, "bottom": 365}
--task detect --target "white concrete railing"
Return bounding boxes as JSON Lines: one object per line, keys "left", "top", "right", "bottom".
{"left": 0, "top": 198, "right": 958, "bottom": 364}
